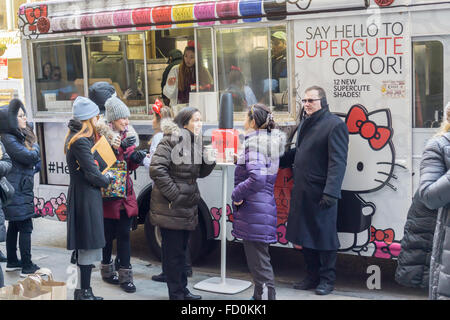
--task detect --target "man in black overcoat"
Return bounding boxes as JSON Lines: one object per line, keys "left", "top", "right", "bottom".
{"left": 280, "top": 86, "right": 349, "bottom": 295}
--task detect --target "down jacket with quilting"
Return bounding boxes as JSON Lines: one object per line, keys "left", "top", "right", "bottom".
{"left": 149, "top": 119, "right": 215, "bottom": 231}
{"left": 231, "top": 129, "right": 286, "bottom": 243}
{"left": 418, "top": 132, "right": 450, "bottom": 300}
{"left": 0, "top": 142, "right": 12, "bottom": 242}
{"left": 395, "top": 191, "right": 437, "bottom": 289}
{"left": 0, "top": 99, "right": 40, "bottom": 222}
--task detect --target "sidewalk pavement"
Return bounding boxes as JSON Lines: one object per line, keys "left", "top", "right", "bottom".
{"left": 0, "top": 244, "right": 370, "bottom": 300}
{"left": 1, "top": 243, "right": 428, "bottom": 300}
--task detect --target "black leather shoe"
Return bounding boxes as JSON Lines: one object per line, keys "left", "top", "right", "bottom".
{"left": 0, "top": 250, "right": 7, "bottom": 263}
{"left": 184, "top": 291, "right": 202, "bottom": 300}
{"left": 74, "top": 288, "right": 104, "bottom": 300}
{"left": 152, "top": 272, "right": 167, "bottom": 283}
{"left": 293, "top": 277, "right": 320, "bottom": 290}
{"left": 315, "top": 283, "right": 334, "bottom": 296}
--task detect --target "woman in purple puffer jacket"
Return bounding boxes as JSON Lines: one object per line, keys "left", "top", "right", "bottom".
{"left": 231, "top": 103, "right": 286, "bottom": 300}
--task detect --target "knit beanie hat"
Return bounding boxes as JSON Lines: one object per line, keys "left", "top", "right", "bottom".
{"left": 105, "top": 96, "right": 130, "bottom": 122}
{"left": 72, "top": 96, "right": 99, "bottom": 121}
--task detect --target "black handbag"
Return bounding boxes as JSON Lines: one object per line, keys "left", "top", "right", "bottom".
{"left": 0, "top": 176, "right": 15, "bottom": 206}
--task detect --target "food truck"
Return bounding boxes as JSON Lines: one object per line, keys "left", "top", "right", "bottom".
{"left": 17, "top": 0, "right": 449, "bottom": 262}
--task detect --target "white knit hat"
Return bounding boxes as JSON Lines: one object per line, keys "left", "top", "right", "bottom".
{"left": 105, "top": 96, "right": 130, "bottom": 122}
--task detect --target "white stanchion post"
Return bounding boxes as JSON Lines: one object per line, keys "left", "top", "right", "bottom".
{"left": 194, "top": 164, "right": 252, "bottom": 294}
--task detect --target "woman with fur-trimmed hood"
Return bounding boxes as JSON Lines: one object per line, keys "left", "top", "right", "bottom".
{"left": 95, "top": 96, "right": 146, "bottom": 293}
{"left": 149, "top": 107, "right": 215, "bottom": 300}
{"left": 0, "top": 99, "right": 41, "bottom": 277}
{"left": 231, "top": 104, "right": 286, "bottom": 300}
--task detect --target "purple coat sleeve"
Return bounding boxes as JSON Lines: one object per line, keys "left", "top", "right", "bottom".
{"left": 231, "top": 151, "right": 267, "bottom": 202}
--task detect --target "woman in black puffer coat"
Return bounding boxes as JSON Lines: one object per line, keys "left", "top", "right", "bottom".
{"left": 150, "top": 107, "right": 215, "bottom": 300}
{"left": 0, "top": 141, "right": 12, "bottom": 287}
{"left": 395, "top": 191, "right": 438, "bottom": 289}
{"left": 0, "top": 99, "right": 41, "bottom": 277}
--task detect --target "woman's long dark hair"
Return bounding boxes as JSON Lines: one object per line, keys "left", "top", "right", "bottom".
{"left": 174, "top": 107, "right": 200, "bottom": 128}
{"left": 178, "top": 46, "right": 195, "bottom": 93}
{"left": 248, "top": 104, "right": 275, "bottom": 132}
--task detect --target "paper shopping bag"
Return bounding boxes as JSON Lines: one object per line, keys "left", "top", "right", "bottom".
{"left": 18, "top": 275, "right": 52, "bottom": 300}
{"left": 34, "top": 268, "right": 67, "bottom": 300}
{"left": 0, "top": 285, "right": 28, "bottom": 300}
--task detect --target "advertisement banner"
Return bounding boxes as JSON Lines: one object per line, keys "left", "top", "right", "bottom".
{"left": 293, "top": 12, "right": 411, "bottom": 257}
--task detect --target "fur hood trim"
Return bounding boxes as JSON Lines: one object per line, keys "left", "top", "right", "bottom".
{"left": 245, "top": 129, "right": 286, "bottom": 159}
{"left": 95, "top": 115, "right": 139, "bottom": 147}
{"left": 160, "top": 118, "right": 180, "bottom": 136}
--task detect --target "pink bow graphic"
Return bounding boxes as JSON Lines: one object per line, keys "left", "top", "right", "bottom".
{"left": 346, "top": 104, "right": 392, "bottom": 150}
{"left": 210, "top": 205, "right": 233, "bottom": 238}
{"left": 370, "top": 226, "right": 400, "bottom": 259}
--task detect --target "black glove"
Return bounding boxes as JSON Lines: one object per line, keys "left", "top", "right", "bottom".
{"left": 121, "top": 136, "right": 136, "bottom": 150}
{"left": 130, "top": 150, "right": 147, "bottom": 164}
{"left": 318, "top": 194, "right": 338, "bottom": 210}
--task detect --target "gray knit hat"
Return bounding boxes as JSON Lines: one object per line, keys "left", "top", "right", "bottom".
{"left": 72, "top": 96, "right": 99, "bottom": 121}
{"left": 105, "top": 96, "right": 130, "bottom": 122}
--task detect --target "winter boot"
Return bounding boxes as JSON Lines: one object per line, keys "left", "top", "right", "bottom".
{"left": 100, "top": 261, "right": 119, "bottom": 285}
{"left": 252, "top": 285, "right": 263, "bottom": 300}
{"left": 74, "top": 287, "right": 103, "bottom": 300}
{"left": 268, "top": 287, "right": 276, "bottom": 300}
{"left": 118, "top": 266, "right": 136, "bottom": 293}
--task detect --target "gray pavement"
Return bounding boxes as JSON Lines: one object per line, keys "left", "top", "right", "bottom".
{"left": 0, "top": 218, "right": 428, "bottom": 300}
{"left": 0, "top": 244, "right": 368, "bottom": 300}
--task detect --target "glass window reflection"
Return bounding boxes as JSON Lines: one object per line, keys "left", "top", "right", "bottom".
{"left": 33, "top": 40, "right": 84, "bottom": 113}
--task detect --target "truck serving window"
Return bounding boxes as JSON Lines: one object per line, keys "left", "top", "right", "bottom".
{"left": 413, "top": 41, "right": 444, "bottom": 128}
{"left": 86, "top": 34, "right": 147, "bottom": 118}
{"left": 216, "top": 25, "right": 288, "bottom": 113}
{"left": 32, "top": 39, "right": 84, "bottom": 113}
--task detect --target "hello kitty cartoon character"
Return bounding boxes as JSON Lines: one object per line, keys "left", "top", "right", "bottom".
{"left": 335, "top": 104, "right": 403, "bottom": 253}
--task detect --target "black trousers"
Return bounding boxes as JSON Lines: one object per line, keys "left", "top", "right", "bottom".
{"left": 302, "top": 247, "right": 337, "bottom": 285}
{"left": 102, "top": 210, "right": 133, "bottom": 268}
{"left": 6, "top": 218, "right": 33, "bottom": 267}
{"left": 160, "top": 227, "right": 190, "bottom": 300}
{"left": 161, "top": 244, "right": 192, "bottom": 274}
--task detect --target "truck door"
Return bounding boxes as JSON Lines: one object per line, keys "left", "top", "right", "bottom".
{"left": 412, "top": 37, "right": 447, "bottom": 192}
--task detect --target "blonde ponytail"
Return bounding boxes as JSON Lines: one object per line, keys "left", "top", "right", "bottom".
{"left": 435, "top": 102, "right": 450, "bottom": 136}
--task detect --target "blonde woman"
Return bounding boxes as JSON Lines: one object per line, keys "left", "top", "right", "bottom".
{"left": 418, "top": 102, "right": 450, "bottom": 299}
{"left": 64, "top": 96, "right": 112, "bottom": 300}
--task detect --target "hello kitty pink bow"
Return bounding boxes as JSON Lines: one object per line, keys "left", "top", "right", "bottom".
{"left": 345, "top": 104, "right": 392, "bottom": 150}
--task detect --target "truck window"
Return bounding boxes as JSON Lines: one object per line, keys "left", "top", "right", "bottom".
{"left": 413, "top": 41, "right": 444, "bottom": 128}
{"left": 86, "top": 34, "right": 147, "bottom": 118}
{"left": 32, "top": 39, "right": 84, "bottom": 113}
{"left": 196, "top": 28, "right": 215, "bottom": 93}
{"left": 216, "top": 25, "right": 288, "bottom": 113}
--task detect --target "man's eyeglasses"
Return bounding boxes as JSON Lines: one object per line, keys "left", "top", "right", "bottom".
{"left": 301, "top": 98, "right": 321, "bottom": 104}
